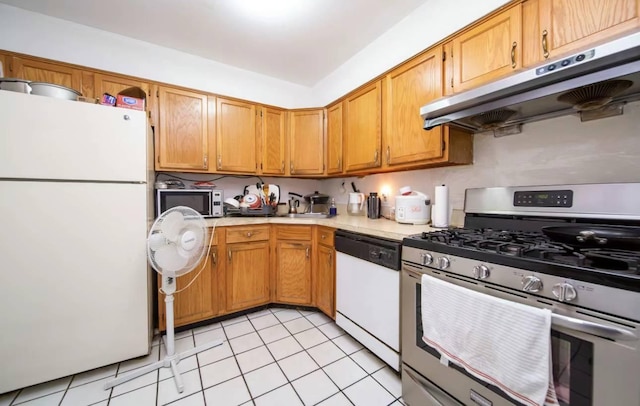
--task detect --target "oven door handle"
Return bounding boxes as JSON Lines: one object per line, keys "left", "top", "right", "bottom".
{"left": 552, "top": 314, "right": 638, "bottom": 341}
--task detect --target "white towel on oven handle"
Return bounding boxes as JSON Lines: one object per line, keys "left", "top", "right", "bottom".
{"left": 421, "top": 274, "right": 559, "bottom": 406}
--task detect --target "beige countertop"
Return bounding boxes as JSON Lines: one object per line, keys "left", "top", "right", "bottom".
{"left": 205, "top": 215, "right": 441, "bottom": 241}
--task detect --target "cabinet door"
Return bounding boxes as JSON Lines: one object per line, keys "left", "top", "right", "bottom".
{"left": 326, "top": 103, "right": 343, "bottom": 174}
{"left": 316, "top": 244, "right": 335, "bottom": 318}
{"left": 289, "top": 109, "right": 325, "bottom": 176}
{"left": 0, "top": 53, "right": 7, "bottom": 77}
{"left": 226, "top": 242, "right": 270, "bottom": 311}
{"left": 216, "top": 97, "right": 257, "bottom": 173}
{"left": 260, "top": 107, "right": 286, "bottom": 175}
{"left": 383, "top": 47, "right": 444, "bottom": 167}
{"left": 538, "top": 0, "right": 640, "bottom": 60}
{"left": 449, "top": 5, "right": 522, "bottom": 93}
{"left": 11, "top": 57, "right": 82, "bottom": 93}
{"left": 94, "top": 73, "right": 150, "bottom": 102}
{"left": 158, "top": 248, "right": 220, "bottom": 330}
{"left": 275, "top": 242, "right": 312, "bottom": 305}
{"left": 156, "top": 86, "right": 209, "bottom": 171}
{"left": 344, "top": 81, "right": 382, "bottom": 172}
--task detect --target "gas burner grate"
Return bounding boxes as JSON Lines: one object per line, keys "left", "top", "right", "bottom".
{"left": 416, "top": 228, "right": 640, "bottom": 274}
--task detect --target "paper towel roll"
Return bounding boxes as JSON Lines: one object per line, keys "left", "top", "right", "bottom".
{"left": 433, "top": 184, "right": 449, "bottom": 228}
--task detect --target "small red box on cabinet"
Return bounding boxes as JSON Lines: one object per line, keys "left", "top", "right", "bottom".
{"left": 115, "top": 95, "right": 145, "bottom": 110}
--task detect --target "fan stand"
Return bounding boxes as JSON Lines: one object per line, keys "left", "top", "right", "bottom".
{"left": 105, "top": 276, "right": 223, "bottom": 393}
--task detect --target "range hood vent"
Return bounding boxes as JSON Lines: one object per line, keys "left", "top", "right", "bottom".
{"left": 421, "top": 31, "right": 640, "bottom": 133}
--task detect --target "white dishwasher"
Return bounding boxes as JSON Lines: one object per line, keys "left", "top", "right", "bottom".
{"left": 335, "top": 230, "right": 401, "bottom": 371}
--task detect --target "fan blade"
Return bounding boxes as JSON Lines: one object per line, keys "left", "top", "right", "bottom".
{"left": 160, "top": 210, "right": 185, "bottom": 241}
{"left": 148, "top": 232, "right": 166, "bottom": 251}
{"left": 154, "top": 244, "right": 188, "bottom": 273}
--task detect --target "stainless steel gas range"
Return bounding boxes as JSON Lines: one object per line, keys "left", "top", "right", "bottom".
{"left": 401, "top": 183, "right": 640, "bottom": 406}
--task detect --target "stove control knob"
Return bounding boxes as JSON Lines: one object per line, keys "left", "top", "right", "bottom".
{"left": 552, "top": 283, "right": 577, "bottom": 302}
{"left": 420, "top": 252, "right": 434, "bottom": 266}
{"left": 437, "top": 257, "right": 450, "bottom": 270}
{"left": 522, "top": 276, "right": 542, "bottom": 292}
{"left": 472, "top": 265, "right": 490, "bottom": 279}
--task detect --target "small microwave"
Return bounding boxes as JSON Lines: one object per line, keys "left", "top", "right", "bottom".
{"left": 156, "top": 189, "right": 224, "bottom": 218}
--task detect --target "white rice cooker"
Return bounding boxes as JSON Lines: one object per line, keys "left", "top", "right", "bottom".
{"left": 395, "top": 190, "right": 431, "bottom": 224}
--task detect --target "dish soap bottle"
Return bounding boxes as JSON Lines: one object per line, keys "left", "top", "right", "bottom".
{"left": 329, "top": 198, "right": 337, "bottom": 216}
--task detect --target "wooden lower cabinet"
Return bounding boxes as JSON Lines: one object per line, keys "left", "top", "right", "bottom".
{"left": 226, "top": 240, "right": 271, "bottom": 311}
{"left": 158, "top": 247, "right": 221, "bottom": 331}
{"left": 315, "top": 227, "right": 336, "bottom": 318}
{"left": 275, "top": 241, "right": 312, "bottom": 304}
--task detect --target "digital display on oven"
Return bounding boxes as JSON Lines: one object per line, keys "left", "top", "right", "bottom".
{"left": 514, "top": 190, "right": 573, "bottom": 207}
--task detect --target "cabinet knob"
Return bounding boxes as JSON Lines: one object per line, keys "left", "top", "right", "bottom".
{"left": 511, "top": 41, "right": 517, "bottom": 69}
{"left": 281, "top": 161, "right": 285, "bottom": 172}
{"left": 217, "top": 154, "right": 222, "bottom": 170}
{"left": 321, "top": 234, "right": 326, "bottom": 239}
{"left": 542, "top": 29, "right": 549, "bottom": 59}
{"left": 203, "top": 154, "right": 208, "bottom": 169}
{"left": 337, "top": 157, "right": 341, "bottom": 170}
{"left": 211, "top": 252, "right": 217, "bottom": 265}
{"left": 386, "top": 146, "right": 390, "bottom": 164}
{"left": 306, "top": 247, "right": 310, "bottom": 259}
{"left": 373, "top": 149, "right": 379, "bottom": 165}
{"left": 246, "top": 232, "right": 252, "bottom": 237}
{"left": 290, "top": 162, "right": 294, "bottom": 174}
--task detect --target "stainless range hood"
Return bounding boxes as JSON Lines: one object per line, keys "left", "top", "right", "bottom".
{"left": 421, "top": 31, "right": 640, "bottom": 133}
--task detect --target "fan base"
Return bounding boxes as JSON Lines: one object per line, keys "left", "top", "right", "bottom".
{"left": 104, "top": 338, "right": 223, "bottom": 392}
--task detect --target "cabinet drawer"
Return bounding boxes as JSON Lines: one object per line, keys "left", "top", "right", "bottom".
{"left": 317, "top": 227, "right": 335, "bottom": 246}
{"left": 275, "top": 225, "right": 312, "bottom": 240}
{"left": 226, "top": 226, "right": 270, "bottom": 243}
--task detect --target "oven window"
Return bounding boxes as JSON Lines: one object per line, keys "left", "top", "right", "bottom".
{"left": 415, "top": 284, "right": 593, "bottom": 405}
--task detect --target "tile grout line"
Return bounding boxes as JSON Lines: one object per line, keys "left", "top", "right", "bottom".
{"left": 222, "top": 317, "right": 258, "bottom": 406}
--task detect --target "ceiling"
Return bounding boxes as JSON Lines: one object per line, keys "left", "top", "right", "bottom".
{"left": 0, "top": 0, "right": 429, "bottom": 86}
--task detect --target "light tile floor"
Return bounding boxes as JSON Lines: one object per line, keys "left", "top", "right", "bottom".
{"left": 0, "top": 308, "right": 404, "bottom": 406}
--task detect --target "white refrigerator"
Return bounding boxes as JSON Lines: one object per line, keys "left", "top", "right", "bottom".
{"left": 0, "top": 90, "right": 153, "bottom": 393}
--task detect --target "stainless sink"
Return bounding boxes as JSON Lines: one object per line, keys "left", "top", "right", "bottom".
{"left": 277, "top": 213, "right": 333, "bottom": 219}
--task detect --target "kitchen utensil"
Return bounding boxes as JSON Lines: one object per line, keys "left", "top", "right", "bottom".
{"left": 347, "top": 192, "right": 366, "bottom": 216}
{"left": 224, "top": 197, "right": 240, "bottom": 209}
{"left": 0, "top": 78, "right": 32, "bottom": 93}
{"left": 351, "top": 182, "right": 359, "bottom": 193}
{"left": 243, "top": 194, "right": 262, "bottom": 209}
{"left": 367, "top": 192, "right": 381, "bottom": 219}
{"left": 29, "top": 82, "right": 81, "bottom": 101}
{"left": 288, "top": 198, "right": 300, "bottom": 214}
{"left": 245, "top": 184, "right": 279, "bottom": 205}
{"left": 541, "top": 225, "right": 640, "bottom": 249}
{"left": 303, "top": 191, "right": 331, "bottom": 214}
{"left": 395, "top": 190, "right": 430, "bottom": 225}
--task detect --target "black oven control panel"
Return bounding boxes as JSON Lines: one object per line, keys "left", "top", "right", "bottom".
{"left": 513, "top": 190, "right": 573, "bottom": 207}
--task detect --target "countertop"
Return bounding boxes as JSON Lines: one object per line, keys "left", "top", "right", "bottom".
{"left": 205, "top": 214, "right": 440, "bottom": 241}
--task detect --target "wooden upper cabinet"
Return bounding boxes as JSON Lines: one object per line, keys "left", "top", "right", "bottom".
{"left": 0, "top": 53, "right": 7, "bottom": 77}
{"left": 259, "top": 107, "right": 286, "bottom": 175}
{"left": 344, "top": 80, "right": 382, "bottom": 172}
{"left": 326, "top": 102, "right": 343, "bottom": 174}
{"left": 94, "top": 73, "right": 150, "bottom": 101}
{"left": 524, "top": 0, "right": 640, "bottom": 66}
{"left": 447, "top": 4, "right": 522, "bottom": 94}
{"left": 383, "top": 46, "right": 444, "bottom": 168}
{"left": 156, "top": 86, "right": 209, "bottom": 171}
{"left": 11, "top": 57, "right": 82, "bottom": 93}
{"left": 216, "top": 97, "right": 257, "bottom": 173}
{"left": 289, "top": 109, "right": 325, "bottom": 176}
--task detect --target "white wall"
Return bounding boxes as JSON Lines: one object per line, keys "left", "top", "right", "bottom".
{"left": 319, "top": 102, "right": 640, "bottom": 215}
{"left": 312, "top": 0, "right": 510, "bottom": 105}
{"left": 0, "top": 4, "right": 314, "bottom": 108}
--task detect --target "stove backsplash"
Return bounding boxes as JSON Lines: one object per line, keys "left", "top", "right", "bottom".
{"left": 322, "top": 101, "right": 640, "bottom": 214}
